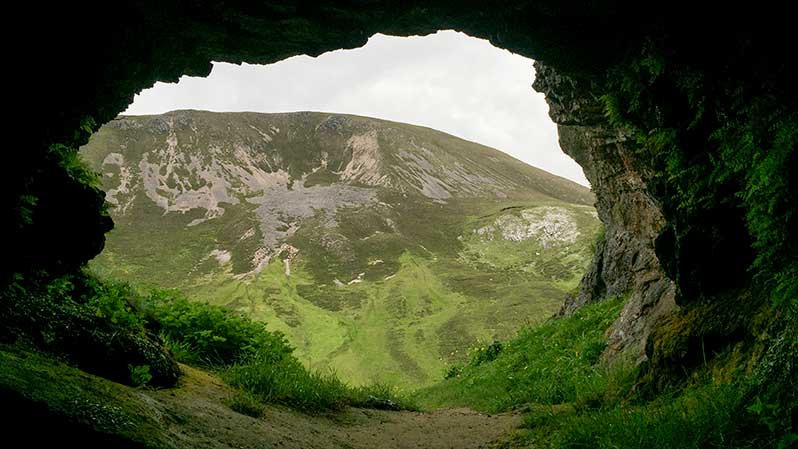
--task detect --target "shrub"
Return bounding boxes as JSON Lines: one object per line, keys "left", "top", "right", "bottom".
{"left": 468, "top": 340, "right": 503, "bottom": 367}
{"left": 80, "top": 275, "right": 144, "bottom": 328}
{"left": 0, "top": 271, "right": 179, "bottom": 387}
{"left": 3, "top": 271, "right": 416, "bottom": 413}
{"left": 444, "top": 363, "right": 464, "bottom": 379}
{"left": 129, "top": 364, "right": 152, "bottom": 387}
{"left": 140, "top": 289, "right": 293, "bottom": 367}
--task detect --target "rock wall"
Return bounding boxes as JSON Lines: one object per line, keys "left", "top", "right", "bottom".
{"left": 533, "top": 62, "right": 677, "bottom": 360}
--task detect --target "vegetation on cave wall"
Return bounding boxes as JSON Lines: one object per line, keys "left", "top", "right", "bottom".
{"left": 6, "top": 117, "right": 112, "bottom": 280}
{"left": 0, "top": 270, "right": 181, "bottom": 387}
{"left": 589, "top": 35, "right": 798, "bottom": 448}
{"left": 415, "top": 297, "right": 796, "bottom": 449}
{"left": 602, "top": 38, "right": 797, "bottom": 306}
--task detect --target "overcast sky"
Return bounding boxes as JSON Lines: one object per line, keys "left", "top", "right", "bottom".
{"left": 125, "top": 30, "right": 588, "bottom": 186}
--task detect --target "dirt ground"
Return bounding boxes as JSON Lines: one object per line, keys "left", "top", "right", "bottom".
{"left": 145, "top": 366, "right": 522, "bottom": 449}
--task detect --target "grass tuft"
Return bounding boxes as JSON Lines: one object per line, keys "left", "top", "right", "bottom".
{"left": 226, "top": 391, "right": 266, "bottom": 418}
{"left": 223, "top": 356, "right": 418, "bottom": 414}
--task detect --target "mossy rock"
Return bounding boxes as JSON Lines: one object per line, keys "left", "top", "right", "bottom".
{"left": 641, "top": 289, "right": 769, "bottom": 393}
{"left": 0, "top": 345, "right": 173, "bottom": 448}
{"left": 0, "top": 279, "right": 180, "bottom": 387}
{"left": 66, "top": 327, "right": 181, "bottom": 388}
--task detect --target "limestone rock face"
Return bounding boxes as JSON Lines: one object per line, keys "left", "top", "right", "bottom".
{"left": 534, "top": 62, "right": 677, "bottom": 360}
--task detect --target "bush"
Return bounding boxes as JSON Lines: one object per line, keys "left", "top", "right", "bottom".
{"left": 139, "top": 289, "right": 293, "bottom": 367}
{"left": 2, "top": 271, "right": 416, "bottom": 413}
{"left": 444, "top": 363, "right": 464, "bottom": 379}
{"left": 0, "top": 271, "right": 180, "bottom": 387}
{"left": 129, "top": 364, "right": 152, "bottom": 387}
{"left": 80, "top": 275, "right": 144, "bottom": 328}
{"left": 468, "top": 340, "right": 503, "bottom": 367}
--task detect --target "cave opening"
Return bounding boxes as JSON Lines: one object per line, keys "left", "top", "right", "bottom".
{"left": 5, "top": 4, "right": 796, "bottom": 447}
{"left": 81, "top": 30, "right": 599, "bottom": 389}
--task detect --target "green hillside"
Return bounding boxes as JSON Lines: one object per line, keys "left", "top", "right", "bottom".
{"left": 81, "top": 110, "right": 599, "bottom": 388}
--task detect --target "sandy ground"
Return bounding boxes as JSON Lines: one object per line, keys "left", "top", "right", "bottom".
{"left": 145, "top": 366, "right": 522, "bottom": 449}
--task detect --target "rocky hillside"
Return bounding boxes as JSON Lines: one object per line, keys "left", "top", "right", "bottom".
{"left": 80, "top": 110, "right": 599, "bottom": 387}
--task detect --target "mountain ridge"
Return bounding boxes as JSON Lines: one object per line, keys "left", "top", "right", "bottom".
{"left": 105, "top": 110, "right": 592, "bottom": 202}
{"left": 121, "top": 109, "right": 590, "bottom": 188}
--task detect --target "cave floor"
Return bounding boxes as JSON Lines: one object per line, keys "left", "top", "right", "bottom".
{"left": 1, "top": 347, "right": 521, "bottom": 449}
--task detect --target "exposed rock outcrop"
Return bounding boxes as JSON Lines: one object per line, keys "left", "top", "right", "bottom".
{"left": 533, "top": 62, "right": 677, "bottom": 360}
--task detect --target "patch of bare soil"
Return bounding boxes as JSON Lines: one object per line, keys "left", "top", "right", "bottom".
{"left": 146, "top": 366, "right": 522, "bottom": 449}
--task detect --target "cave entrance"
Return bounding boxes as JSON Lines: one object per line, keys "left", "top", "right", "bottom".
{"left": 81, "top": 30, "right": 598, "bottom": 389}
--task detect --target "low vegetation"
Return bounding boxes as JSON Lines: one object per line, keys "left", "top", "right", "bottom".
{"left": 1, "top": 271, "right": 417, "bottom": 415}
{"left": 416, "top": 298, "right": 629, "bottom": 412}
{"left": 0, "top": 271, "right": 180, "bottom": 387}
{"left": 603, "top": 41, "right": 798, "bottom": 307}
{"left": 139, "top": 289, "right": 294, "bottom": 368}
{"left": 416, "top": 298, "right": 797, "bottom": 449}
{"left": 5, "top": 267, "right": 794, "bottom": 447}
{"left": 138, "top": 285, "right": 420, "bottom": 413}
{"left": 527, "top": 381, "right": 795, "bottom": 449}
{"left": 224, "top": 358, "right": 418, "bottom": 413}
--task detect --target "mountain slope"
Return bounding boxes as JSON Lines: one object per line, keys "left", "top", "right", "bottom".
{"left": 81, "top": 110, "right": 599, "bottom": 387}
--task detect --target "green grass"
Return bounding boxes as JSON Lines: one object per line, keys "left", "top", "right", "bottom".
{"left": 132, "top": 279, "right": 420, "bottom": 414}
{"left": 519, "top": 379, "right": 798, "bottom": 449}
{"left": 127, "top": 280, "right": 419, "bottom": 414}
{"left": 88, "top": 194, "right": 595, "bottom": 390}
{"left": 226, "top": 391, "right": 266, "bottom": 418}
{"left": 82, "top": 109, "right": 600, "bottom": 390}
{"left": 223, "top": 355, "right": 419, "bottom": 414}
{"left": 414, "top": 298, "right": 627, "bottom": 412}
{"left": 0, "top": 344, "right": 174, "bottom": 448}
{"left": 8, "top": 269, "right": 421, "bottom": 417}
{"left": 223, "top": 356, "right": 354, "bottom": 412}
{"left": 134, "top": 249, "right": 571, "bottom": 389}
{"left": 414, "top": 297, "right": 798, "bottom": 449}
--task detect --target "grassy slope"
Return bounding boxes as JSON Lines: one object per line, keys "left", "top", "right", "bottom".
{"left": 0, "top": 345, "right": 173, "bottom": 448}
{"left": 413, "top": 298, "right": 797, "bottom": 449}
{"left": 83, "top": 110, "right": 599, "bottom": 388}
{"left": 92, "top": 198, "right": 598, "bottom": 388}
{"left": 414, "top": 298, "right": 627, "bottom": 412}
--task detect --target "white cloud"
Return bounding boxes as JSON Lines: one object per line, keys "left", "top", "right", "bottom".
{"left": 125, "top": 31, "right": 588, "bottom": 186}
